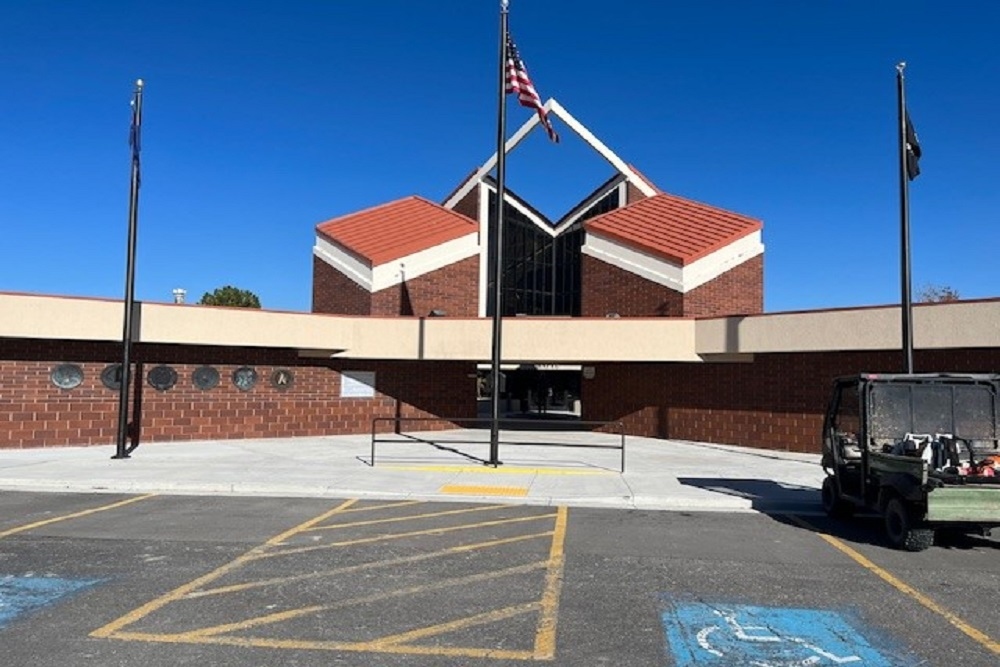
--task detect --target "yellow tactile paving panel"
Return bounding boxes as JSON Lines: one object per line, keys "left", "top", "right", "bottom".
{"left": 91, "top": 500, "right": 567, "bottom": 661}
{"left": 439, "top": 484, "right": 529, "bottom": 496}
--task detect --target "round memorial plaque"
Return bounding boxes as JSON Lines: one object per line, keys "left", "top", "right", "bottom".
{"left": 101, "top": 364, "right": 123, "bottom": 390}
{"left": 271, "top": 368, "right": 294, "bottom": 391}
{"left": 232, "top": 366, "right": 258, "bottom": 392}
{"left": 192, "top": 365, "right": 220, "bottom": 391}
{"left": 51, "top": 364, "right": 84, "bottom": 390}
{"left": 147, "top": 365, "right": 178, "bottom": 391}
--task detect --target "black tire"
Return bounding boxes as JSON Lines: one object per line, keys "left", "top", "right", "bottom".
{"left": 821, "top": 476, "right": 854, "bottom": 518}
{"left": 884, "top": 497, "right": 934, "bottom": 552}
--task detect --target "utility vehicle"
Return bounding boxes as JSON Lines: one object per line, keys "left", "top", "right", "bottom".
{"left": 821, "top": 373, "right": 1000, "bottom": 551}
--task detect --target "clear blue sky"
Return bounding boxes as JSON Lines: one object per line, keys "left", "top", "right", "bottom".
{"left": 2, "top": 1, "right": 997, "bottom": 313}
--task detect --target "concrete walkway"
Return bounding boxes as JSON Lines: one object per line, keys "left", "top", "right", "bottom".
{"left": 0, "top": 430, "right": 826, "bottom": 514}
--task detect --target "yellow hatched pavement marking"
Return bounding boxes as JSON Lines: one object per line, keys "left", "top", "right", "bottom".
{"left": 253, "top": 512, "right": 556, "bottom": 560}
{"left": 180, "top": 561, "right": 548, "bottom": 639}
{"left": 440, "top": 484, "right": 528, "bottom": 496}
{"left": 302, "top": 503, "right": 510, "bottom": 531}
{"left": 189, "top": 531, "right": 554, "bottom": 599}
{"left": 791, "top": 516, "right": 1000, "bottom": 656}
{"left": 90, "top": 498, "right": 358, "bottom": 639}
{"left": 0, "top": 494, "right": 156, "bottom": 539}
{"left": 92, "top": 500, "right": 570, "bottom": 661}
{"left": 368, "top": 602, "right": 541, "bottom": 647}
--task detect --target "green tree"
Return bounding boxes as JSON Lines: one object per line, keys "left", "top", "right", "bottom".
{"left": 198, "top": 285, "right": 261, "bottom": 308}
{"left": 917, "top": 284, "right": 960, "bottom": 303}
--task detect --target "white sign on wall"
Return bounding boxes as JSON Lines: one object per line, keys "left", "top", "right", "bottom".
{"left": 341, "top": 371, "right": 376, "bottom": 398}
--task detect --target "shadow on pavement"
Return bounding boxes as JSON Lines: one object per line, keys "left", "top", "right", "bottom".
{"left": 677, "top": 477, "right": 822, "bottom": 513}
{"left": 767, "top": 508, "right": 1000, "bottom": 551}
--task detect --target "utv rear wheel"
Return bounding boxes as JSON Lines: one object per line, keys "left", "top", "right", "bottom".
{"left": 884, "top": 497, "right": 934, "bottom": 552}
{"left": 821, "top": 476, "right": 854, "bottom": 518}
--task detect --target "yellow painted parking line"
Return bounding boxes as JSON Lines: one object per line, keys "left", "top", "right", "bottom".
{"left": 535, "top": 505, "right": 567, "bottom": 659}
{"left": 0, "top": 494, "right": 156, "bottom": 539}
{"left": 440, "top": 484, "right": 528, "bottom": 496}
{"left": 381, "top": 464, "right": 610, "bottom": 475}
{"left": 792, "top": 516, "right": 1000, "bottom": 656}
{"left": 338, "top": 499, "right": 423, "bottom": 513}
{"left": 108, "top": 630, "right": 539, "bottom": 660}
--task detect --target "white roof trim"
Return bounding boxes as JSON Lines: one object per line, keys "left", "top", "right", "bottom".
{"left": 314, "top": 236, "right": 372, "bottom": 291}
{"left": 314, "top": 232, "right": 479, "bottom": 294}
{"left": 481, "top": 181, "right": 556, "bottom": 236}
{"left": 548, "top": 100, "right": 656, "bottom": 198}
{"left": 370, "top": 234, "right": 479, "bottom": 292}
{"left": 444, "top": 98, "right": 656, "bottom": 211}
{"left": 551, "top": 176, "right": 626, "bottom": 235}
{"left": 582, "top": 231, "right": 764, "bottom": 294}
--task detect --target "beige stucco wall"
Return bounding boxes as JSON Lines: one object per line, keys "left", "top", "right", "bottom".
{"left": 694, "top": 301, "right": 1000, "bottom": 355}
{"left": 2, "top": 292, "right": 997, "bottom": 362}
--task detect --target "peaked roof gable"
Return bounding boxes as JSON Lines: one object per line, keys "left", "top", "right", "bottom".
{"left": 443, "top": 99, "right": 656, "bottom": 211}
{"left": 316, "top": 196, "right": 477, "bottom": 266}
{"left": 585, "top": 193, "right": 762, "bottom": 266}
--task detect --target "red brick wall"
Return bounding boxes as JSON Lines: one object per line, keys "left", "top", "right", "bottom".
{"left": 683, "top": 254, "right": 764, "bottom": 317}
{"left": 0, "top": 339, "right": 476, "bottom": 449}
{"left": 625, "top": 181, "right": 649, "bottom": 205}
{"left": 451, "top": 187, "right": 479, "bottom": 222}
{"left": 581, "top": 348, "right": 1000, "bottom": 453}
{"left": 581, "top": 254, "right": 763, "bottom": 319}
{"left": 4, "top": 336, "right": 998, "bottom": 454}
{"left": 581, "top": 254, "right": 684, "bottom": 317}
{"left": 312, "top": 255, "right": 372, "bottom": 315}
{"left": 371, "top": 255, "right": 480, "bottom": 317}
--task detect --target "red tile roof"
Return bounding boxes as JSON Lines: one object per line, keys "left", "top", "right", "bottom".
{"left": 316, "top": 196, "right": 477, "bottom": 266}
{"left": 584, "top": 193, "right": 762, "bottom": 265}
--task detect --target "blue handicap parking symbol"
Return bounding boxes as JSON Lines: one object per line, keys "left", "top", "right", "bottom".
{"left": 662, "top": 601, "right": 894, "bottom": 666}
{"left": 0, "top": 575, "right": 102, "bottom": 630}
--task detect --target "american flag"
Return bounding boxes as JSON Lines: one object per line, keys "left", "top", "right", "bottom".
{"left": 505, "top": 34, "right": 559, "bottom": 143}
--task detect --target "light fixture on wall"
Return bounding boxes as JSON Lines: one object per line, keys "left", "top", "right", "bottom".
{"left": 428, "top": 309, "right": 447, "bottom": 317}
{"left": 606, "top": 312, "right": 620, "bottom": 318}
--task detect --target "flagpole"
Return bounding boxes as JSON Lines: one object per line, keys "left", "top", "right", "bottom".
{"left": 114, "top": 79, "right": 144, "bottom": 460}
{"left": 896, "top": 63, "right": 914, "bottom": 374}
{"left": 487, "top": 2, "right": 509, "bottom": 466}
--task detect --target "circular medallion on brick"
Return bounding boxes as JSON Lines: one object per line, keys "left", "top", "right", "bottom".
{"left": 101, "top": 364, "right": 123, "bottom": 390}
{"left": 271, "top": 368, "right": 294, "bottom": 391}
{"left": 192, "top": 365, "right": 220, "bottom": 390}
{"left": 51, "top": 364, "right": 84, "bottom": 390}
{"left": 233, "top": 366, "right": 258, "bottom": 392}
{"left": 148, "top": 365, "right": 178, "bottom": 391}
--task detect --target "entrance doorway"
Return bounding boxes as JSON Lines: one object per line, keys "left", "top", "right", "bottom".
{"left": 477, "top": 364, "right": 582, "bottom": 418}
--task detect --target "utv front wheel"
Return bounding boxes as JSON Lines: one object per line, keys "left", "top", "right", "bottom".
{"left": 821, "top": 476, "right": 854, "bottom": 518}
{"left": 884, "top": 497, "right": 934, "bottom": 552}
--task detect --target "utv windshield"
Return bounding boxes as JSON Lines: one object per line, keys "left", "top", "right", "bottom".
{"left": 868, "top": 382, "right": 999, "bottom": 441}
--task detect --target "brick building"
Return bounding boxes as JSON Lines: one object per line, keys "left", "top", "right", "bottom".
{"left": 1, "top": 100, "right": 998, "bottom": 454}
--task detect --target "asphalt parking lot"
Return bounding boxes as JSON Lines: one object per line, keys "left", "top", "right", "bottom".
{"left": 0, "top": 491, "right": 997, "bottom": 666}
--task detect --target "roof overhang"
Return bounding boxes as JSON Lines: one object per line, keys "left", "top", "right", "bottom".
{"left": 2, "top": 293, "right": 998, "bottom": 362}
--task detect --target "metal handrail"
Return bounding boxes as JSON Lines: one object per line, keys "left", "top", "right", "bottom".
{"left": 370, "top": 416, "right": 626, "bottom": 472}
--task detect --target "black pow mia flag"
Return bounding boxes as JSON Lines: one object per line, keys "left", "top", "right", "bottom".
{"left": 905, "top": 110, "right": 921, "bottom": 180}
